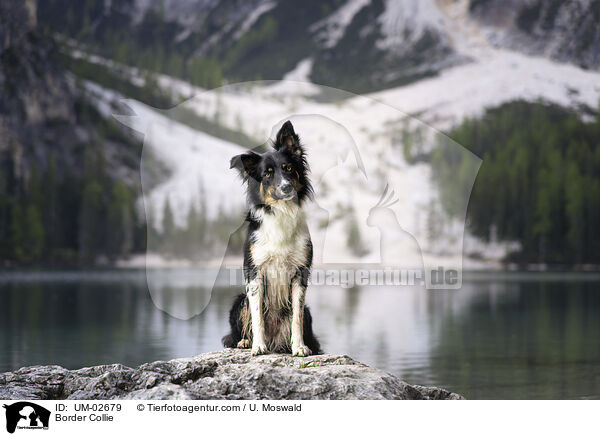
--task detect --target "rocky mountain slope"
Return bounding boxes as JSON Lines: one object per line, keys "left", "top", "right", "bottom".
{"left": 0, "top": 1, "right": 146, "bottom": 265}
{"left": 469, "top": 0, "right": 600, "bottom": 70}
{"left": 39, "top": 0, "right": 600, "bottom": 95}
{"left": 67, "top": 0, "right": 600, "bottom": 268}
{"left": 39, "top": 0, "right": 465, "bottom": 93}
{"left": 0, "top": 1, "right": 139, "bottom": 185}
{"left": 9, "top": 0, "right": 600, "bottom": 266}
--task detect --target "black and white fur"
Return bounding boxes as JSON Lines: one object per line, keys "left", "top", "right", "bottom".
{"left": 222, "top": 121, "right": 321, "bottom": 356}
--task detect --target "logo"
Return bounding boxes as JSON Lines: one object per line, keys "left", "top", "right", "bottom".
{"left": 3, "top": 402, "right": 50, "bottom": 434}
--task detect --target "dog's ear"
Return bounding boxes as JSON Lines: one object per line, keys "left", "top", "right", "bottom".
{"left": 274, "top": 121, "right": 302, "bottom": 156}
{"left": 230, "top": 151, "right": 261, "bottom": 179}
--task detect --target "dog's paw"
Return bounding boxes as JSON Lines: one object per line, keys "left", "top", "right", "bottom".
{"left": 237, "top": 339, "right": 250, "bottom": 348}
{"left": 251, "top": 342, "right": 268, "bottom": 356}
{"left": 292, "top": 344, "right": 311, "bottom": 357}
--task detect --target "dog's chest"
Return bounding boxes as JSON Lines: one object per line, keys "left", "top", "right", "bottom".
{"left": 251, "top": 207, "right": 309, "bottom": 315}
{"left": 251, "top": 206, "right": 310, "bottom": 271}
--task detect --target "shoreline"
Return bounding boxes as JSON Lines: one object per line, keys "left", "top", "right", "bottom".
{"left": 1, "top": 267, "right": 600, "bottom": 283}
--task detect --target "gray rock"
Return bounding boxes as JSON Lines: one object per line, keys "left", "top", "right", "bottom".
{"left": 0, "top": 349, "right": 464, "bottom": 400}
{"left": 470, "top": 0, "right": 600, "bottom": 72}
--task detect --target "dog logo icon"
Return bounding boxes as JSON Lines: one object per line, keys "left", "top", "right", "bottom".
{"left": 2, "top": 402, "right": 50, "bottom": 434}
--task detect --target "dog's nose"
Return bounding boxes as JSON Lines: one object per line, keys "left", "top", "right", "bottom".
{"left": 281, "top": 184, "right": 293, "bottom": 195}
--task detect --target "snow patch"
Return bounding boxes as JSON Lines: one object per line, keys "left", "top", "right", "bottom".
{"left": 84, "top": 80, "right": 246, "bottom": 229}
{"left": 376, "top": 0, "right": 446, "bottom": 50}
{"left": 368, "top": 48, "right": 600, "bottom": 130}
{"left": 311, "top": 0, "right": 370, "bottom": 49}
{"left": 233, "top": 1, "right": 276, "bottom": 40}
{"left": 262, "top": 58, "right": 321, "bottom": 97}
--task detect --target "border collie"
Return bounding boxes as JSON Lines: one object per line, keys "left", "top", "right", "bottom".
{"left": 222, "top": 121, "right": 321, "bottom": 356}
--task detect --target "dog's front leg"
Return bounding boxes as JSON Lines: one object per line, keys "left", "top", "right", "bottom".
{"left": 291, "top": 275, "right": 311, "bottom": 356}
{"left": 247, "top": 274, "right": 268, "bottom": 355}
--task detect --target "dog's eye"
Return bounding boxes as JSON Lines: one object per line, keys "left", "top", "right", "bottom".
{"left": 282, "top": 164, "right": 292, "bottom": 172}
{"left": 265, "top": 168, "right": 273, "bottom": 177}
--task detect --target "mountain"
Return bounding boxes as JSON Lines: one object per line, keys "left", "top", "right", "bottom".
{"left": 0, "top": 2, "right": 140, "bottom": 184}
{"left": 5, "top": 0, "right": 600, "bottom": 267}
{"left": 38, "top": 0, "right": 465, "bottom": 94}
{"left": 0, "top": 0, "right": 145, "bottom": 265}
{"left": 38, "top": 0, "right": 600, "bottom": 96}
{"left": 469, "top": 0, "right": 600, "bottom": 70}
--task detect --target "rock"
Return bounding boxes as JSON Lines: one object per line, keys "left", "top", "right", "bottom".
{"left": 0, "top": 349, "right": 464, "bottom": 400}
{"left": 470, "top": 0, "right": 600, "bottom": 71}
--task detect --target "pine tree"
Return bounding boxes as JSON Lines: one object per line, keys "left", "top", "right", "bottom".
{"left": 566, "top": 162, "right": 584, "bottom": 262}
{"left": 42, "top": 155, "right": 60, "bottom": 258}
{"left": 10, "top": 200, "right": 25, "bottom": 262}
{"left": 346, "top": 210, "right": 367, "bottom": 256}
{"left": 24, "top": 203, "right": 44, "bottom": 262}
{"left": 161, "top": 197, "right": 175, "bottom": 256}
{"left": 79, "top": 180, "right": 104, "bottom": 264}
{"left": 107, "top": 181, "right": 133, "bottom": 259}
{"left": 0, "top": 166, "right": 11, "bottom": 259}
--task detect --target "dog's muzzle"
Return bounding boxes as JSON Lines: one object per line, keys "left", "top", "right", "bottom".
{"left": 274, "top": 182, "right": 296, "bottom": 201}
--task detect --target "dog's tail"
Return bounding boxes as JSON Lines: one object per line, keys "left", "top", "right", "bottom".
{"left": 222, "top": 293, "right": 247, "bottom": 348}
{"left": 222, "top": 333, "right": 237, "bottom": 348}
{"left": 304, "top": 306, "right": 323, "bottom": 355}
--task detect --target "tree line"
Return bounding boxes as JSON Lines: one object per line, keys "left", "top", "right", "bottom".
{"left": 150, "top": 196, "right": 244, "bottom": 261}
{"left": 0, "top": 147, "right": 143, "bottom": 266}
{"left": 0, "top": 148, "right": 245, "bottom": 266}
{"left": 433, "top": 101, "right": 600, "bottom": 265}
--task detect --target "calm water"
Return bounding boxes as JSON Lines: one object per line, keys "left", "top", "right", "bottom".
{"left": 1, "top": 270, "right": 600, "bottom": 399}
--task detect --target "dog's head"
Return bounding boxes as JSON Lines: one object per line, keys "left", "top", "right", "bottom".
{"left": 230, "top": 121, "right": 312, "bottom": 209}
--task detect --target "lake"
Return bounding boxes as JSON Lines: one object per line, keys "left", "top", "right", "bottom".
{"left": 1, "top": 270, "right": 599, "bottom": 399}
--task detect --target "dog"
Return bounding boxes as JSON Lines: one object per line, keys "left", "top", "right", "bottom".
{"left": 222, "top": 121, "right": 321, "bottom": 356}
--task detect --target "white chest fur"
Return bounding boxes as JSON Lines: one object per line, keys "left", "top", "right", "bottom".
{"left": 251, "top": 202, "right": 310, "bottom": 309}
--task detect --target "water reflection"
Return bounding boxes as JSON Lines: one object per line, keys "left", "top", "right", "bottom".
{"left": 0, "top": 270, "right": 599, "bottom": 399}
{"left": 146, "top": 269, "right": 216, "bottom": 320}
{"left": 427, "top": 275, "right": 600, "bottom": 399}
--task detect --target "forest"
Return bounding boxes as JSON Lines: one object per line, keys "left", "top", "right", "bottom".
{"left": 437, "top": 101, "right": 600, "bottom": 265}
